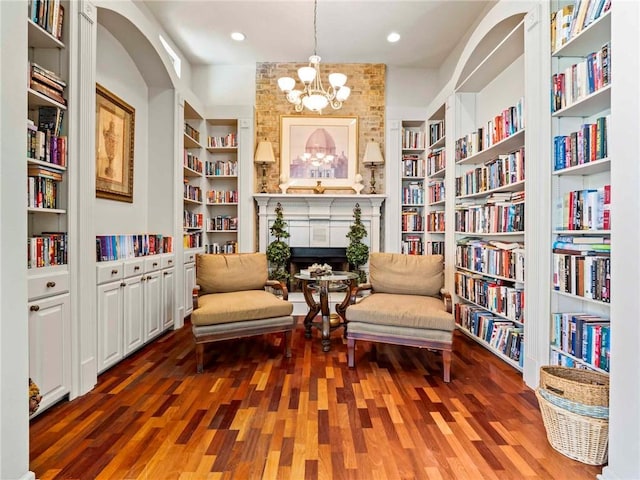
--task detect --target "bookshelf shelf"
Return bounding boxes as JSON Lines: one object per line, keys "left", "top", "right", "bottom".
{"left": 27, "top": 19, "right": 64, "bottom": 48}
{"left": 28, "top": 89, "right": 67, "bottom": 109}
{"left": 206, "top": 147, "right": 237, "bottom": 153}
{"left": 455, "top": 129, "right": 525, "bottom": 166}
{"left": 457, "top": 326, "right": 523, "bottom": 371}
{"left": 27, "top": 207, "right": 67, "bottom": 214}
{"left": 183, "top": 198, "right": 202, "bottom": 206}
{"left": 428, "top": 135, "right": 446, "bottom": 150}
{"left": 552, "top": 9, "right": 611, "bottom": 58}
{"left": 456, "top": 265, "right": 523, "bottom": 284}
{"left": 206, "top": 202, "right": 238, "bottom": 206}
{"left": 552, "top": 84, "right": 611, "bottom": 118}
{"left": 205, "top": 174, "right": 237, "bottom": 179}
{"left": 552, "top": 229, "right": 610, "bottom": 235}
{"left": 553, "top": 290, "right": 611, "bottom": 307}
{"left": 183, "top": 133, "right": 202, "bottom": 150}
{"left": 27, "top": 158, "right": 67, "bottom": 171}
{"left": 456, "top": 179, "right": 525, "bottom": 200}
{"left": 553, "top": 158, "right": 610, "bottom": 176}
{"left": 428, "top": 168, "right": 446, "bottom": 179}
{"left": 183, "top": 165, "right": 201, "bottom": 178}
{"left": 549, "top": 346, "right": 609, "bottom": 374}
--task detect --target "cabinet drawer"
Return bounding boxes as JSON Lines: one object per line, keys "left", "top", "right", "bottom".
{"left": 96, "top": 261, "right": 124, "bottom": 284}
{"left": 184, "top": 251, "right": 197, "bottom": 264}
{"left": 124, "top": 258, "right": 145, "bottom": 278}
{"left": 162, "top": 254, "right": 175, "bottom": 269}
{"left": 28, "top": 270, "right": 70, "bottom": 300}
{"left": 145, "top": 256, "right": 162, "bottom": 273}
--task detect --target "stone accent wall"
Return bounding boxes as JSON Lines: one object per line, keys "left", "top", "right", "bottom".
{"left": 255, "top": 62, "right": 386, "bottom": 193}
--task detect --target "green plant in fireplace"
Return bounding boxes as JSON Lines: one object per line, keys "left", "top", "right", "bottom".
{"left": 266, "top": 202, "right": 291, "bottom": 284}
{"left": 346, "top": 203, "right": 369, "bottom": 283}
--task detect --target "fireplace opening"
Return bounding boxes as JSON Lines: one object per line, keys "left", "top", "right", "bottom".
{"left": 288, "top": 247, "right": 349, "bottom": 292}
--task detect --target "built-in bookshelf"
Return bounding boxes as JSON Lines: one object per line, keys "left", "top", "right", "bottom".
{"left": 549, "top": 1, "right": 611, "bottom": 373}
{"left": 95, "top": 234, "right": 173, "bottom": 262}
{"left": 205, "top": 119, "right": 239, "bottom": 254}
{"left": 426, "top": 104, "right": 446, "bottom": 255}
{"left": 452, "top": 16, "right": 526, "bottom": 371}
{"left": 183, "top": 101, "right": 204, "bottom": 251}
{"left": 400, "top": 121, "right": 426, "bottom": 255}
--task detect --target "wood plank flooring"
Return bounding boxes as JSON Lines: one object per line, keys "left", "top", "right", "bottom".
{"left": 30, "top": 318, "right": 604, "bottom": 479}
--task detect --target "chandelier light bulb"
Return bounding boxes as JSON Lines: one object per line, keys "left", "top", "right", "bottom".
{"left": 336, "top": 86, "right": 351, "bottom": 102}
{"left": 298, "top": 66, "right": 317, "bottom": 84}
{"left": 328, "top": 73, "right": 346, "bottom": 88}
{"left": 278, "top": 77, "right": 296, "bottom": 92}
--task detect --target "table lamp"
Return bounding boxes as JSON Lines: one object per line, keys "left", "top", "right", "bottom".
{"left": 254, "top": 139, "right": 276, "bottom": 193}
{"left": 362, "top": 140, "right": 384, "bottom": 194}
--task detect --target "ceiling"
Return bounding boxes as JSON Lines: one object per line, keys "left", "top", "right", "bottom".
{"left": 139, "top": 0, "right": 497, "bottom": 69}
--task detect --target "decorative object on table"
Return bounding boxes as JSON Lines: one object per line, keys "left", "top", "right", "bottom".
{"left": 301, "top": 263, "right": 333, "bottom": 277}
{"left": 95, "top": 83, "right": 135, "bottom": 202}
{"left": 280, "top": 115, "right": 358, "bottom": 190}
{"left": 313, "top": 180, "right": 325, "bottom": 194}
{"left": 276, "top": 0, "right": 351, "bottom": 113}
{"left": 266, "top": 202, "right": 290, "bottom": 284}
{"left": 254, "top": 139, "right": 276, "bottom": 193}
{"left": 362, "top": 139, "right": 384, "bottom": 194}
{"left": 352, "top": 173, "right": 364, "bottom": 194}
{"left": 346, "top": 203, "right": 369, "bottom": 283}
{"left": 29, "top": 377, "right": 42, "bottom": 415}
{"left": 279, "top": 174, "right": 290, "bottom": 194}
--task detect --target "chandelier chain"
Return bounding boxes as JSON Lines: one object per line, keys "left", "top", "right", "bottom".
{"left": 313, "top": 0, "right": 318, "bottom": 56}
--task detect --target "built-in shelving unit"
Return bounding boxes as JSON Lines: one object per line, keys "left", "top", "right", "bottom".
{"left": 183, "top": 101, "right": 205, "bottom": 253}
{"left": 426, "top": 104, "right": 446, "bottom": 256}
{"left": 400, "top": 120, "right": 426, "bottom": 255}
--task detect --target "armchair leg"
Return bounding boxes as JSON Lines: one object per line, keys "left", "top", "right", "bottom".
{"left": 347, "top": 337, "right": 356, "bottom": 368}
{"left": 196, "top": 343, "right": 204, "bottom": 374}
{"left": 284, "top": 330, "right": 292, "bottom": 358}
{"left": 442, "top": 349, "right": 452, "bottom": 383}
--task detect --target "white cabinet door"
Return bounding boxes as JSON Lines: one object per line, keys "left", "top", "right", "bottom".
{"left": 123, "top": 275, "right": 144, "bottom": 356}
{"left": 184, "top": 262, "right": 195, "bottom": 317}
{"left": 144, "top": 271, "right": 162, "bottom": 341}
{"left": 29, "top": 292, "right": 71, "bottom": 414}
{"left": 97, "top": 281, "right": 124, "bottom": 373}
{"left": 162, "top": 267, "right": 175, "bottom": 330}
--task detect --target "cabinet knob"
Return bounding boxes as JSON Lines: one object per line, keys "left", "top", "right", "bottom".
{"left": 30, "top": 305, "right": 40, "bottom": 312}
{"left": 46, "top": 281, "right": 56, "bottom": 288}
{"left": 168, "top": 260, "right": 173, "bottom": 264}
{"left": 111, "top": 269, "right": 118, "bottom": 275}
{"left": 142, "top": 276, "right": 146, "bottom": 281}
{"left": 153, "top": 262, "right": 158, "bottom": 267}
{"left": 120, "top": 282, "right": 126, "bottom": 287}
{"left": 164, "top": 272, "right": 168, "bottom": 276}
{"left": 134, "top": 266, "right": 140, "bottom": 271}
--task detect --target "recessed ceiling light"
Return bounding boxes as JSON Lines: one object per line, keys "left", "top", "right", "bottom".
{"left": 231, "top": 32, "right": 246, "bottom": 42}
{"left": 387, "top": 32, "right": 401, "bottom": 43}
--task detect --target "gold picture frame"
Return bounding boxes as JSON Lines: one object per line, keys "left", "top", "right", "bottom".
{"left": 280, "top": 115, "right": 358, "bottom": 189}
{"left": 96, "top": 84, "right": 135, "bottom": 202}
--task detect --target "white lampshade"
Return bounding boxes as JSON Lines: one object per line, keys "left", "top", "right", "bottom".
{"left": 254, "top": 140, "right": 276, "bottom": 164}
{"left": 278, "top": 76, "right": 296, "bottom": 92}
{"left": 298, "top": 66, "right": 317, "bottom": 83}
{"left": 336, "top": 86, "right": 351, "bottom": 102}
{"left": 302, "top": 94, "right": 329, "bottom": 112}
{"left": 328, "top": 72, "right": 347, "bottom": 88}
{"left": 363, "top": 140, "right": 384, "bottom": 165}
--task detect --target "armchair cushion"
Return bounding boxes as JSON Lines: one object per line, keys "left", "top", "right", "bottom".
{"left": 192, "top": 290, "right": 294, "bottom": 326}
{"left": 369, "top": 252, "right": 443, "bottom": 296}
{"left": 197, "top": 252, "right": 268, "bottom": 294}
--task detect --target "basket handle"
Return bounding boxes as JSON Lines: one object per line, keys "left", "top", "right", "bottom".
{"left": 544, "top": 384, "right": 565, "bottom": 396}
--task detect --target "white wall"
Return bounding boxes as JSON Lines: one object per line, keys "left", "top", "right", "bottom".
{"left": 193, "top": 65, "right": 257, "bottom": 107}
{"left": 386, "top": 67, "right": 439, "bottom": 109}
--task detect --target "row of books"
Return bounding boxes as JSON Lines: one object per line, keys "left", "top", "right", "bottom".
{"left": 206, "top": 160, "right": 237, "bottom": 177}
{"left": 455, "top": 98, "right": 525, "bottom": 161}
{"left": 206, "top": 190, "right": 238, "bottom": 204}
{"left": 426, "top": 211, "right": 445, "bottom": 232}
{"left": 28, "top": 121, "right": 67, "bottom": 167}
{"left": 552, "top": 252, "right": 610, "bottom": 302}
{"left": 27, "top": 176, "right": 58, "bottom": 209}
{"left": 553, "top": 116, "right": 608, "bottom": 170}
{"left": 401, "top": 236, "right": 423, "bottom": 256}
{"left": 402, "top": 182, "right": 424, "bottom": 205}
{"left": 429, "top": 120, "right": 445, "bottom": 146}
{"left": 402, "top": 128, "right": 425, "bottom": 150}
{"left": 551, "top": 312, "right": 610, "bottom": 372}
{"left": 208, "top": 133, "right": 237, "bottom": 148}
{"left": 183, "top": 183, "right": 202, "bottom": 203}
{"left": 206, "top": 216, "right": 238, "bottom": 232}
{"left": 456, "top": 148, "right": 525, "bottom": 197}
{"left": 455, "top": 303, "right": 524, "bottom": 364}
{"left": 551, "top": 43, "right": 610, "bottom": 113}
{"left": 428, "top": 180, "right": 445, "bottom": 204}
{"left": 27, "top": 232, "right": 67, "bottom": 269}
{"left": 551, "top": 0, "right": 610, "bottom": 53}
{"left": 402, "top": 154, "right": 424, "bottom": 177}
{"left": 183, "top": 232, "right": 202, "bottom": 249}
{"left": 29, "top": 0, "right": 64, "bottom": 41}
{"left": 184, "top": 151, "right": 203, "bottom": 173}
{"left": 554, "top": 185, "right": 610, "bottom": 231}
{"left": 205, "top": 241, "right": 238, "bottom": 255}
{"left": 454, "top": 202, "right": 525, "bottom": 234}
{"left": 427, "top": 148, "right": 445, "bottom": 176}
{"left": 425, "top": 241, "right": 445, "bottom": 256}
{"left": 183, "top": 211, "right": 203, "bottom": 229}
{"left": 96, "top": 234, "right": 173, "bottom": 262}
{"left": 456, "top": 239, "right": 525, "bottom": 283}
{"left": 455, "top": 274, "right": 525, "bottom": 323}
{"left": 184, "top": 123, "right": 200, "bottom": 143}
{"left": 401, "top": 208, "right": 423, "bottom": 232}
{"left": 29, "top": 62, "right": 66, "bottom": 106}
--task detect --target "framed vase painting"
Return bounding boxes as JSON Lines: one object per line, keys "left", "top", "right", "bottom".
{"left": 280, "top": 115, "right": 358, "bottom": 189}
{"left": 95, "top": 84, "right": 135, "bottom": 202}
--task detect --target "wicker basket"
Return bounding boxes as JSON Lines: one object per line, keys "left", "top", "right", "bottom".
{"left": 539, "top": 366, "right": 609, "bottom": 407}
{"left": 536, "top": 389, "right": 609, "bottom": 465}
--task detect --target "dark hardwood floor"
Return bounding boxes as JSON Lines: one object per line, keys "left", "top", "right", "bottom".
{"left": 30, "top": 318, "right": 603, "bottom": 479}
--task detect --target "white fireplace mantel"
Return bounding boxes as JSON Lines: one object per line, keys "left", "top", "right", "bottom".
{"left": 253, "top": 194, "right": 386, "bottom": 253}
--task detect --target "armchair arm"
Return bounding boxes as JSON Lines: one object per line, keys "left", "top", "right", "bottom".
{"left": 348, "top": 282, "right": 373, "bottom": 304}
{"left": 265, "top": 279, "right": 289, "bottom": 300}
{"left": 440, "top": 288, "right": 453, "bottom": 314}
{"left": 192, "top": 285, "right": 201, "bottom": 309}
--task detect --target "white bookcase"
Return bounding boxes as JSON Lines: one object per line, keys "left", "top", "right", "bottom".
{"left": 426, "top": 104, "right": 446, "bottom": 256}
{"left": 400, "top": 120, "right": 426, "bottom": 255}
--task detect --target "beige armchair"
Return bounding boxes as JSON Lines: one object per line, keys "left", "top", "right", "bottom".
{"left": 345, "top": 252, "right": 454, "bottom": 382}
{"left": 191, "top": 253, "right": 295, "bottom": 373}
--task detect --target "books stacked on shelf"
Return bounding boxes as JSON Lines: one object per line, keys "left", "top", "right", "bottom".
{"left": 552, "top": 43, "right": 610, "bottom": 113}
{"left": 95, "top": 234, "right": 173, "bottom": 262}
{"left": 29, "top": 62, "right": 66, "bottom": 106}
{"left": 28, "top": 107, "right": 67, "bottom": 166}
{"left": 401, "top": 209, "right": 423, "bottom": 233}
{"left": 552, "top": 249, "right": 610, "bottom": 302}
{"left": 208, "top": 133, "right": 237, "bottom": 148}
{"left": 426, "top": 211, "right": 445, "bottom": 233}
{"left": 428, "top": 180, "right": 445, "bottom": 204}
{"left": 456, "top": 148, "right": 525, "bottom": 196}
{"left": 553, "top": 116, "right": 608, "bottom": 170}
{"left": 27, "top": 174, "right": 58, "bottom": 209}
{"left": 427, "top": 148, "right": 446, "bottom": 176}
{"left": 402, "top": 128, "right": 424, "bottom": 149}
{"left": 402, "top": 182, "right": 424, "bottom": 205}
{"left": 402, "top": 154, "right": 424, "bottom": 177}
{"left": 205, "top": 241, "right": 238, "bottom": 254}
{"left": 551, "top": 312, "right": 610, "bottom": 372}
{"left": 183, "top": 232, "right": 202, "bottom": 249}
{"left": 183, "top": 211, "right": 203, "bottom": 230}
{"left": 183, "top": 181, "right": 202, "bottom": 203}
{"left": 184, "top": 123, "right": 200, "bottom": 143}
{"left": 456, "top": 238, "right": 525, "bottom": 283}
{"left": 206, "top": 160, "right": 238, "bottom": 176}
{"left": 401, "top": 235, "right": 423, "bottom": 256}
{"left": 27, "top": 232, "right": 67, "bottom": 268}
{"left": 184, "top": 151, "right": 202, "bottom": 173}
{"left": 426, "top": 241, "right": 445, "bottom": 255}
{"left": 455, "top": 99, "right": 524, "bottom": 161}
{"left": 455, "top": 272, "right": 525, "bottom": 323}
{"left": 554, "top": 184, "right": 610, "bottom": 231}
{"left": 429, "top": 120, "right": 445, "bottom": 146}
{"left": 455, "top": 199, "right": 525, "bottom": 234}
{"left": 207, "top": 216, "right": 238, "bottom": 231}
{"left": 206, "top": 190, "right": 238, "bottom": 204}
{"left": 29, "top": 0, "right": 64, "bottom": 40}
{"left": 551, "top": 0, "right": 611, "bottom": 53}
